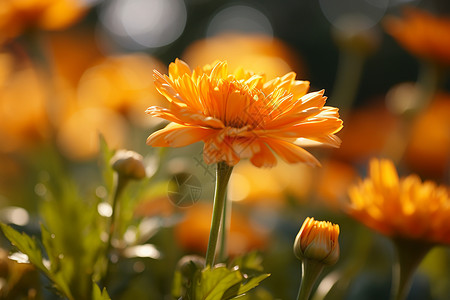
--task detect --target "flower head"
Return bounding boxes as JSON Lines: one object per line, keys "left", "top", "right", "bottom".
{"left": 146, "top": 59, "right": 342, "bottom": 167}
{"left": 293, "top": 217, "right": 340, "bottom": 266}
{"left": 384, "top": 8, "right": 450, "bottom": 65}
{"left": 347, "top": 159, "right": 450, "bottom": 244}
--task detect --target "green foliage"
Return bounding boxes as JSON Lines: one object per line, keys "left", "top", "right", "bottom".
{"left": 0, "top": 223, "right": 73, "bottom": 299}
{"left": 92, "top": 284, "right": 111, "bottom": 300}
{"left": 173, "top": 252, "right": 270, "bottom": 300}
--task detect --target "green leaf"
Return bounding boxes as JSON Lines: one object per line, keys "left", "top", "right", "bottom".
{"left": 92, "top": 283, "right": 111, "bottom": 300}
{"left": 232, "top": 273, "right": 271, "bottom": 297}
{"left": 0, "top": 224, "right": 47, "bottom": 272}
{"left": 194, "top": 266, "right": 243, "bottom": 300}
{"left": 40, "top": 223, "right": 61, "bottom": 273}
{"left": 99, "top": 134, "right": 115, "bottom": 192}
{"left": 0, "top": 223, "right": 74, "bottom": 300}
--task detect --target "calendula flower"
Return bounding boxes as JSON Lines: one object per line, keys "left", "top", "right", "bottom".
{"left": 384, "top": 7, "right": 450, "bottom": 65}
{"left": 293, "top": 217, "right": 340, "bottom": 266}
{"left": 347, "top": 158, "right": 450, "bottom": 244}
{"left": 146, "top": 59, "right": 342, "bottom": 167}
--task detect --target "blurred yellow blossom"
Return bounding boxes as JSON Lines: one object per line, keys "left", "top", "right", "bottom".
{"left": 146, "top": 59, "right": 342, "bottom": 167}
{"left": 0, "top": 51, "right": 50, "bottom": 153}
{"left": 56, "top": 107, "right": 128, "bottom": 161}
{"left": 174, "top": 202, "right": 268, "bottom": 257}
{"left": 182, "top": 33, "right": 304, "bottom": 78}
{"left": 228, "top": 159, "right": 313, "bottom": 208}
{"left": 347, "top": 159, "right": 450, "bottom": 244}
{"left": 77, "top": 53, "right": 167, "bottom": 127}
{"left": 0, "top": 0, "right": 89, "bottom": 42}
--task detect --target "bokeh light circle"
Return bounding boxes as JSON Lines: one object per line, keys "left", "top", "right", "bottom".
{"left": 319, "top": 0, "right": 389, "bottom": 30}
{"left": 206, "top": 5, "right": 273, "bottom": 37}
{"left": 100, "top": 0, "right": 187, "bottom": 50}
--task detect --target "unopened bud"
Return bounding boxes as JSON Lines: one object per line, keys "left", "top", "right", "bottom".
{"left": 110, "top": 150, "right": 146, "bottom": 180}
{"left": 293, "top": 217, "right": 340, "bottom": 266}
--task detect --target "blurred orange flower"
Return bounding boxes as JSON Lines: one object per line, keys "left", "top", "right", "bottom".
{"left": 0, "top": 0, "right": 89, "bottom": 42}
{"left": 174, "top": 202, "right": 268, "bottom": 257}
{"left": 404, "top": 93, "right": 450, "bottom": 179}
{"left": 384, "top": 7, "right": 450, "bottom": 65}
{"left": 335, "top": 102, "right": 398, "bottom": 162}
{"left": 315, "top": 159, "right": 358, "bottom": 209}
{"left": 147, "top": 59, "right": 342, "bottom": 167}
{"left": 56, "top": 107, "right": 128, "bottom": 161}
{"left": 228, "top": 159, "right": 313, "bottom": 208}
{"left": 0, "top": 51, "right": 50, "bottom": 153}
{"left": 77, "top": 53, "right": 167, "bottom": 127}
{"left": 347, "top": 159, "right": 450, "bottom": 244}
{"left": 182, "top": 33, "right": 304, "bottom": 79}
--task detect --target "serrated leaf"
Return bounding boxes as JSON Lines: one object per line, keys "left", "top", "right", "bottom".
{"left": 194, "top": 266, "right": 243, "bottom": 300}
{"left": 0, "top": 223, "right": 47, "bottom": 273}
{"left": 233, "top": 273, "right": 271, "bottom": 297}
{"left": 40, "top": 224, "right": 60, "bottom": 273}
{"left": 92, "top": 283, "right": 111, "bottom": 300}
{"left": 0, "top": 223, "right": 74, "bottom": 300}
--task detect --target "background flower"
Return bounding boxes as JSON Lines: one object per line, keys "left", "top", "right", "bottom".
{"left": 347, "top": 158, "right": 450, "bottom": 244}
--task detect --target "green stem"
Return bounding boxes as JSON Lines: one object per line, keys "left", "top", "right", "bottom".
{"left": 218, "top": 191, "right": 231, "bottom": 263}
{"left": 390, "top": 238, "right": 433, "bottom": 300}
{"left": 330, "top": 49, "right": 366, "bottom": 119}
{"left": 205, "top": 162, "right": 233, "bottom": 267}
{"left": 103, "top": 173, "right": 129, "bottom": 285}
{"left": 297, "top": 259, "right": 325, "bottom": 300}
{"left": 383, "top": 61, "right": 441, "bottom": 163}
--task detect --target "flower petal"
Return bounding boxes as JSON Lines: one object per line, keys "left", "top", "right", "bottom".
{"left": 250, "top": 141, "right": 277, "bottom": 168}
{"left": 265, "top": 138, "right": 321, "bottom": 167}
{"left": 146, "top": 123, "right": 213, "bottom": 147}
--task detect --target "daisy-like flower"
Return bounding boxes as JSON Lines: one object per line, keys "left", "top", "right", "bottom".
{"left": 146, "top": 59, "right": 342, "bottom": 167}
{"left": 347, "top": 158, "right": 450, "bottom": 245}
{"left": 384, "top": 7, "right": 450, "bottom": 65}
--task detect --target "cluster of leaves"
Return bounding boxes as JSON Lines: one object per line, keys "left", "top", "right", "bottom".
{"left": 0, "top": 159, "right": 111, "bottom": 300}
{"left": 172, "top": 252, "right": 270, "bottom": 300}
{"left": 0, "top": 140, "right": 272, "bottom": 299}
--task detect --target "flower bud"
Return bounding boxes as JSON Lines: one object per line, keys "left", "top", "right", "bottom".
{"left": 110, "top": 150, "right": 146, "bottom": 180}
{"left": 293, "top": 217, "right": 340, "bottom": 266}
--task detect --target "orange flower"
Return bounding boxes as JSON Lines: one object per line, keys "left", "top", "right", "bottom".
{"left": 174, "top": 202, "right": 268, "bottom": 257}
{"left": 146, "top": 59, "right": 343, "bottom": 167}
{"left": 347, "top": 159, "right": 450, "bottom": 244}
{"left": 384, "top": 7, "right": 450, "bottom": 65}
{"left": 293, "top": 217, "right": 340, "bottom": 266}
{"left": 404, "top": 93, "right": 450, "bottom": 179}
{"left": 78, "top": 53, "right": 167, "bottom": 127}
{"left": 0, "top": 0, "right": 89, "bottom": 42}
{"left": 182, "top": 33, "right": 304, "bottom": 79}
